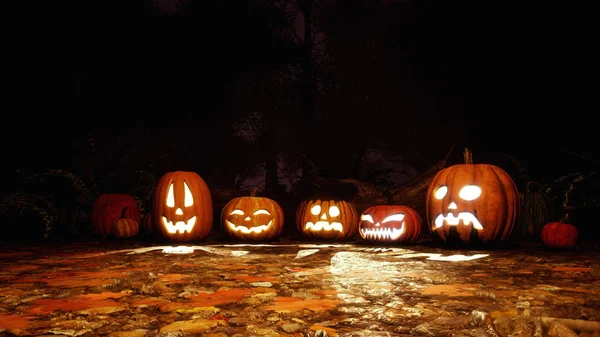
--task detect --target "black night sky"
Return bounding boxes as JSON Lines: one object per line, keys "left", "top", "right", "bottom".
{"left": 3, "top": 0, "right": 598, "bottom": 240}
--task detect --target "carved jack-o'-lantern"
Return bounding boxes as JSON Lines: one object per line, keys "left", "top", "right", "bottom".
{"left": 221, "top": 188, "right": 284, "bottom": 241}
{"left": 359, "top": 205, "right": 422, "bottom": 244}
{"left": 296, "top": 199, "right": 358, "bottom": 241}
{"left": 153, "top": 171, "right": 213, "bottom": 242}
{"left": 425, "top": 149, "right": 519, "bottom": 245}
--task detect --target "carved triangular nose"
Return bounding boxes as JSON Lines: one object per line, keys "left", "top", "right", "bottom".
{"left": 245, "top": 216, "right": 251, "bottom": 221}
{"left": 321, "top": 213, "right": 327, "bottom": 220}
{"left": 176, "top": 208, "right": 184, "bottom": 215}
{"left": 448, "top": 202, "right": 457, "bottom": 209}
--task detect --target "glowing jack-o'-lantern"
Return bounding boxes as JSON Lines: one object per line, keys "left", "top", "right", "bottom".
{"left": 425, "top": 149, "right": 519, "bottom": 245}
{"left": 296, "top": 199, "right": 358, "bottom": 241}
{"left": 359, "top": 205, "right": 422, "bottom": 244}
{"left": 221, "top": 189, "right": 284, "bottom": 241}
{"left": 153, "top": 171, "right": 213, "bottom": 242}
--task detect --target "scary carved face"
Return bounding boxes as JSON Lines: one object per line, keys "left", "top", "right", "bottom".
{"left": 153, "top": 171, "right": 213, "bottom": 242}
{"left": 358, "top": 205, "right": 422, "bottom": 243}
{"left": 425, "top": 163, "right": 518, "bottom": 245}
{"left": 296, "top": 200, "right": 358, "bottom": 241}
{"left": 221, "top": 196, "right": 284, "bottom": 241}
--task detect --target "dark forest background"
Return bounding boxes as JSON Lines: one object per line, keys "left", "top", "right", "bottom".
{"left": 1, "top": 0, "right": 597, "bottom": 243}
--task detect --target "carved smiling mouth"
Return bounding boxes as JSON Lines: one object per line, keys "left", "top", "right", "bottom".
{"left": 433, "top": 212, "right": 483, "bottom": 230}
{"left": 361, "top": 223, "right": 405, "bottom": 240}
{"left": 162, "top": 216, "right": 197, "bottom": 234}
{"left": 305, "top": 221, "right": 343, "bottom": 232}
{"left": 226, "top": 220, "right": 273, "bottom": 233}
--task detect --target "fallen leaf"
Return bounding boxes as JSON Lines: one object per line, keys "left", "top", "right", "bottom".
{"left": 263, "top": 297, "right": 341, "bottom": 312}
{"left": 0, "top": 314, "right": 35, "bottom": 329}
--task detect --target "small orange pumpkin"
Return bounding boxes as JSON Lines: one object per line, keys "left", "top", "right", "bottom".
{"left": 541, "top": 221, "right": 578, "bottom": 248}
{"left": 221, "top": 188, "right": 284, "bottom": 241}
{"left": 141, "top": 212, "right": 154, "bottom": 236}
{"left": 296, "top": 199, "right": 358, "bottom": 241}
{"left": 91, "top": 193, "right": 141, "bottom": 238}
{"left": 112, "top": 219, "right": 139, "bottom": 239}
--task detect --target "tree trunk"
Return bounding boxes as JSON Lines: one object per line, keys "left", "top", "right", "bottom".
{"left": 299, "top": 0, "right": 317, "bottom": 183}
{"left": 263, "top": 110, "right": 279, "bottom": 193}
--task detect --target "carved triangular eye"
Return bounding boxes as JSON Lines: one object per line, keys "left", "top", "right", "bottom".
{"left": 166, "top": 183, "right": 175, "bottom": 207}
{"left": 184, "top": 181, "right": 194, "bottom": 207}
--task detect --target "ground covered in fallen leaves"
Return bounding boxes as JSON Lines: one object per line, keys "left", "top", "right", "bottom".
{"left": 1, "top": 239, "right": 599, "bottom": 337}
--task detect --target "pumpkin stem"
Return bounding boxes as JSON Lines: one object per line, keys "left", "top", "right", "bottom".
{"left": 383, "top": 189, "right": 394, "bottom": 205}
{"left": 120, "top": 206, "right": 128, "bottom": 219}
{"left": 463, "top": 148, "right": 473, "bottom": 164}
{"left": 525, "top": 181, "right": 542, "bottom": 193}
{"left": 250, "top": 187, "right": 259, "bottom": 198}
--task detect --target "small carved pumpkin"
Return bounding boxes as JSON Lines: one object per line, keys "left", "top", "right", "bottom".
{"left": 296, "top": 199, "right": 358, "bottom": 241}
{"left": 221, "top": 188, "right": 284, "bottom": 241}
{"left": 359, "top": 205, "right": 422, "bottom": 244}
{"left": 153, "top": 171, "right": 213, "bottom": 242}
{"left": 91, "top": 193, "right": 141, "bottom": 238}
{"left": 425, "top": 149, "right": 519, "bottom": 245}
{"left": 541, "top": 221, "right": 578, "bottom": 248}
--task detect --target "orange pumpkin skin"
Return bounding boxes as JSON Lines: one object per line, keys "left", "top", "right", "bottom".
{"left": 142, "top": 212, "right": 154, "bottom": 236}
{"left": 425, "top": 150, "right": 519, "bottom": 245}
{"left": 112, "top": 218, "right": 139, "bottom": 239}
{"left": 359, "top": 205, "right": 422, "bottom": 244}
{"left": 221, "top": 195, "right": 284, "bottom": 241}
{"left": 541, "top": 222, "right": 578, "bottom": 248}
{"left": 153, "top": 171, "right": 213, "bottom": 242}
{"left": 91, "top": 194, "right": 141, "bottom": 238}
{"left": 296, "top": 199, "right": 358, "bottom": 241}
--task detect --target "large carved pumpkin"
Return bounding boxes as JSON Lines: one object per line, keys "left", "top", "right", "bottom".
{"left": 296, "top": 199, "right": 358, "bottom": 241}
{"left": 91, "top": 193, "right": 141, "bottom": 238}
{"left": 425, "top": 149, "right": 519, "bottom": 245}
{"left": 153, "top": 171, "right": 213, "bottom": 242}
{"left": 221, "top": 188, "right": 284, "bottom": 241}
{"left": 541, "top": 221, "right": 578, "bottom": 248}
{"left": 359, "top": 205, "right": 422, "bottom": 244}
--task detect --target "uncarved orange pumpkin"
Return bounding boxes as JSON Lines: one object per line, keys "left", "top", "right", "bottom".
{"left": 541, "top": 222, "right": 578, "bottom": 248}
{"left": 91, "top": 193, "right": 141, "bottom": 238}
{"left": 112, "top": 218, "right": 139, "bottom": 239}
{"left": 425, "top": 149, "right": 519, "bottom": 245}
{"left": 153, "top": 171, "right": 213, "bottom": 242}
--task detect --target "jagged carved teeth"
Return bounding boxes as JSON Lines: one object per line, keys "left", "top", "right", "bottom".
{"left": 361, "top": 226, "right": 405, "bottom": 240}
{"left": 433, "top": 212, "right": 483, "bottom": 230}
{"left": 226, "top": 220, "right": 272, "bottom": 233}
{"left": 162, "top": 216, "right": 197, "bottom": 234}
{"left": 305, "top": 221, "right": 343, "bottom": 232}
